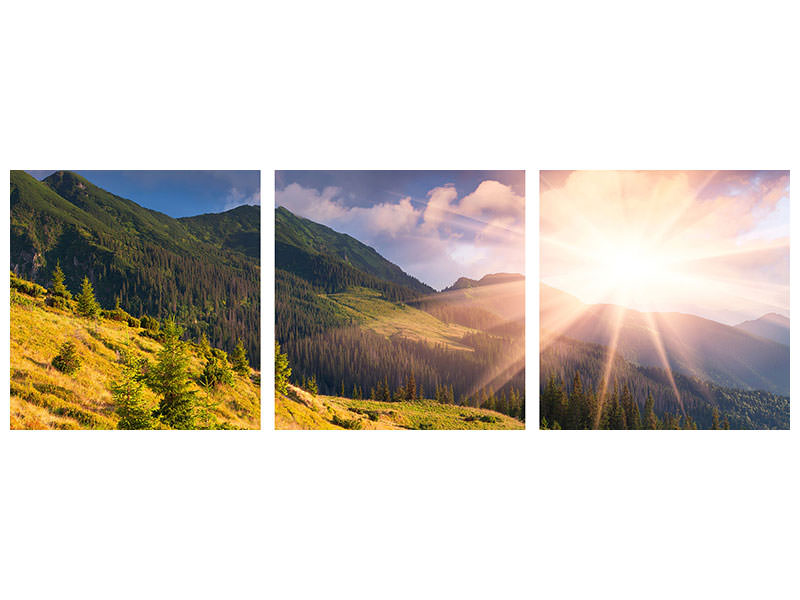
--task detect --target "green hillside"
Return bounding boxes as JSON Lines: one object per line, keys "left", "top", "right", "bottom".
{"left": 276, "top": 384, "right": 524, "bottom": 430}
{"left": 180, "top": 205, "right": 260, "bottom": 260}
{"left": 276, "top": 206, "right": 431, "bottom": 294}
{"left": 10, "top": 278, "right": 260, "bottom": 430}
{"left": 275, "top": 206, "right": 525, "bottom": 426}
{"left": 10, "top": 170, "right": 260, "bottom": 363}
{"left": 325, "top": 287, "right": 477, "bottom": 351}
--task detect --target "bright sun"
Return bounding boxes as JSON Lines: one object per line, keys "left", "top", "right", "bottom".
{"left": 595, "top": 241, "right": 667, "bottom": 295}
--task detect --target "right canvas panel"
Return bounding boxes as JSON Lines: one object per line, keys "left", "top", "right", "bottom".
{"left": 539, "top": 170, "right": 789, "bottom": 430}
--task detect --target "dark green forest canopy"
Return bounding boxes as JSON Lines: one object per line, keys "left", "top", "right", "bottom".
{"left": 10, "top": 170, "right": 261, "bottom": 364}
{"left": 540, "top": 335, "right": 789, "bottom": 430}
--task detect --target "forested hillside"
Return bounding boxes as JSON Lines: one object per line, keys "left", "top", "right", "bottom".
{"left": 10, "top": 170, "right": 260, "bottom": 364}
{"left": 540, "top": 335, "right": 789, "bottom": 430}
{"left": 275, "top": 207, "right": 525, "bottom": 425}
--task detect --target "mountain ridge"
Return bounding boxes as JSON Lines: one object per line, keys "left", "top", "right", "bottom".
{"left": 734, "top": 312, "right": 790, "bottom": 346}
{"left": 276, "top": 206, "right": 432, "bottom": 295}
{"left": 10, "top": 170, "right": 261, "bottom": 363}
{"left": 540, "top": 283, "right": 789, "bottom": 396}
{"left": 444, "top": 272, "right": 524, "bottom": 292}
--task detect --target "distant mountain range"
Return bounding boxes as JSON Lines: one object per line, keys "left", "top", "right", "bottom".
{"left": 541, "top": 284, "right": 789, "bottom": 396}
{"left": 444, "top": 272, "right": 524, "bottom": 292}
{"left": 10, "top": 170, "right": 261, "bottom": 362}
{"left": 734, "top": 313, "right": 789, "bottom": 346}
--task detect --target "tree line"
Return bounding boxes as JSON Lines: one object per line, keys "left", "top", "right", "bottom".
{"left": 541, "top": 336, "right": 789, "bottom": 430}
{"left": 274, "top": 339, "right": 524, "bottom": 421}
{"left": 12, "top": 221, "right": 260, "bottom": 365}
{"left": 540, "top": 372, "right": 734, "bottom": 430}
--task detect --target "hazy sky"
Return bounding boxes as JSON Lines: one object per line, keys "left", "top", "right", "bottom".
{"left": 540, "top": 170, "right": 789, "bottom": 324}
{"left": 276, "top": 171, "right": 525, "bottom": 290}
{"left": 26, "top": 170, "right": 260, "bottom": 218}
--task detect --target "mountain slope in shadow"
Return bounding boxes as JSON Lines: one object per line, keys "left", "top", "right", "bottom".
{"left": 541, "top": 284, "right": 789, "bottom": 395}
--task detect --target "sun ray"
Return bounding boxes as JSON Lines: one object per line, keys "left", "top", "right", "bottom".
{"left": 641, "top": 311, "right": 685, "bottom": 417}
{"left": 594, "top": 301, "right": 628, "bottom": 429}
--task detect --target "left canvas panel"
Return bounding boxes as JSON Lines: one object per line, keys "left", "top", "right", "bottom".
{"left": 9, "top": 170, "right": 261, "bottom": 430}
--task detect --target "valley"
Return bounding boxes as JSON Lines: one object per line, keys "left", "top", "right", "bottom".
{"left": 540, "top": 284, "right": 790, "bottom": 429}
{"left": 275, "top": 206, "right": 525, "bottom": 429}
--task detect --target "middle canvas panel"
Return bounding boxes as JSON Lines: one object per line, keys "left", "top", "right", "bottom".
{"left": 275, "top": 170, "right": 525, "bottom": 430}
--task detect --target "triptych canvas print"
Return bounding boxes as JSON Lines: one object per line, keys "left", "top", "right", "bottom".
{"left": 8, "top": 169, "right": 789, "bottom": 430}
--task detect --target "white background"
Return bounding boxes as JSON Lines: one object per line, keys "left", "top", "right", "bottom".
{"left": 1, "top": 1, "right": 798, "bottom": 599}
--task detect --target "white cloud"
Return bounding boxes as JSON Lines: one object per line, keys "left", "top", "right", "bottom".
{"left": 276, "top": 179, "right": 525, "bottom": 289}
{"left": 223, "top": 187, "right": 261, "bottom": 211}
{"left": 422, "top": 185, "right": 458, "bottom": 231}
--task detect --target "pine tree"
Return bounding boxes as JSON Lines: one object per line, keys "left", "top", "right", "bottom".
{"left": 556, "top": 377, "right": 568, "bottom": 426}
{"left": 722, "top": 416, "right": 730, "bottom": 430}
{"left": 609, "top": 393, "right": 626, "bottom": 430}
{"left": 231, "top": 339, "right": 250, "bottom": 376}
{"left": 620, "top": 384, "right": 636, "bottom": 430}
{"left": 711, "top": 407, "right": 721, "bottom": 430}
{"left": 50, "top": 261, "right": 72, "bottom": 299}
{"left": 52, "top": 340, "right": 81, "bottom": 374}
{"left": 394, "top": 384, "right": 405, "bottom": 402}
{"left": 406, "top": 373, "right": 417, "bottom": 401}
{"left": 566, "top": 371, "right": 585, "bottom": 429}
{"left": 198, "top": 332, "right": 212, "bottom": 360}
{"left": 149, "top": 317, "right": 196, "bottom": 429}
{"left": 195, "top": 378, "right": 221, "bottom": 430}
{"left": 308, "top": 374, "right": 318, "bottom": 396}
{"left": 628, "top": 395, "right": 642, "bottom": 430}
{"left": 113, "top": 352, "right": 152, "bottom": 430}
{"left": 76, "top": 276, "right": 100, "bottom": 318}
{"left": 275, "top": 341, "right": 291, "bottom": 395}
{"left": 340, "top": 380, "right": 346, "bottom": 397}
{"left": 644, "top": 393, "right": 659, "bottom": 430}
{"left": 200, "top": 353, "right": 234, "bottom": 387}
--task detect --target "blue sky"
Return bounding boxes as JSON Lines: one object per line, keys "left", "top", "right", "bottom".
{"left": 276, "top": 170, "right": 525, "bottom": 290}
{"left": 26, "top": 170, "right": 260, "bottom": 218}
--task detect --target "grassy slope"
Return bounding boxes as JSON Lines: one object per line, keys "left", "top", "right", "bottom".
{"left": 324, "top": 287, "right": 476, "bottom": 351}
{"left": 276, "top": 384, "right": 524, "bottom": 430}
{"left": 10, "top": 292, "right": 260, "bottom": 430}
